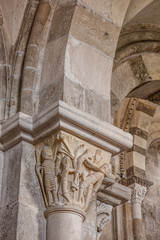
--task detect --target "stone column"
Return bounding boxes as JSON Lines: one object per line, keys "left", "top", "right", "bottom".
{"left": 130, "top": 183, "right": 147, "bottom": 240}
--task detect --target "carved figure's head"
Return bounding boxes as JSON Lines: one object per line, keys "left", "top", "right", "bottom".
{"left": 85, "top": 148, "right": 94, "bottom": 160}
{"left": 41, "top": 146, "right": 52, "bottom": 162}
{"left": 100, "top": 163, "right": 110, "bottom": 176}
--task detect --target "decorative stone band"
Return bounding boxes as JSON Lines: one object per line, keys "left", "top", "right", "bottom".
{"left": 0, "top": 100, "right": 133, "bottom": 153}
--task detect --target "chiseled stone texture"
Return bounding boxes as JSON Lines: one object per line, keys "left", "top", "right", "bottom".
{"left": 1, "top": 143, "right": 22, "bottom": 208}
{"left": 79, "top": 0, "right": 130, "bottom": 27}
{"left": 0, "top": 142, "right": 46, "bottom": 240}
{"left": 0, "top": 0, "right": 28, "bottom": 44}
{"left": 63, "top": 76, "right": 84, "bottom": 110}
{"left": 85, "top": 89, "right": 110, "bottom": 122}
{"left": 65, "top": 35, "right": 113, "bottom": 98}
{"left": 70, "top": 4, "right": 120, "bottom": 58}
{"left": 0, "top": 202, "right": 18, "bottom": 240}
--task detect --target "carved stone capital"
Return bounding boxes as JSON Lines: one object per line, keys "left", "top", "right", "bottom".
{"left": 36, "top": 131, "right": 112, "bottom": 214}
{"left": 97, "top": 201, "right": 113, "bottom": 240}
{"left": 130, "top": 183, "right": 147, "bottom": 204}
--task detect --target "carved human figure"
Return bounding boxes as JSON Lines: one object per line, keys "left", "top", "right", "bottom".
{"left": 79, "top": 163, "right": 110, "bottom": 209}
{"left": 60, "top": 155, "right": 75, "bottom": 203}
{"left": 40, "top": 145, "right": 58, "bottom": 205}
{"left": 72, "top": 148, "right": 100, "bottom": 190}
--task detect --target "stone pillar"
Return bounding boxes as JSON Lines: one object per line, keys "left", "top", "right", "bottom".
{"left": 130, "top": 183, "right": 147, "bottom": 240}
{"left": 45, "top": 206, "right": 85, "bottom": 240}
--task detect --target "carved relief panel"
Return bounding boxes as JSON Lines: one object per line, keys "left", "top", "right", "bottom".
{"left": 35, "top": 131, "right": 111, "bottom": 211}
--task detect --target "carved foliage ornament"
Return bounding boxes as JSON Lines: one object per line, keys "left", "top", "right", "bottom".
{"left": 36, "top": 131, "right": 110, "bottom": 211}
{"left": 131, "top": 184, "right": 147, "bottom": 204}
{"left": 97, "top": 201, "right": 113, "bottom": 240}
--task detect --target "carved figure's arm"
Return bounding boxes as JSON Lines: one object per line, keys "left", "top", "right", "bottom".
{"left": 84, "top": 158, "right": 101, "bottom": 172}
{"left": 69, "top": 168, "right": 75, "bottom": 173}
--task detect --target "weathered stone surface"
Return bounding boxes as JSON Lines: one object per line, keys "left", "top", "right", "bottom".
{"left": 63, "top": 76, "right": 84, "bottom": 110}
{"left": 47, "top": 4, "right": 75, "bottom": 43}
{"left": 21, "top": 89, "right": 34, "bottom": 115}
{"left": 16, "top": 203, "right": 46, "bottom": 240}
{"left": 142, "top": 54, "right": 160, "bottom": 80}
{"left": 1, "top": 143, "right": 22, "bottom": 208}
{"left": 124, "top": 0, "right": 153, "bottom": 24}
{"left": 128, "top": 55, "right": 152, "bottom": 84}
{"left": 40, "top": 35, "right": 67, "bottom": 90}
{"left": 19, "top": 142, "right": 45, "bottom": 210}
{"left": 0, "top": 0, "right": 28, "bottom": 44}
{"left": 0, "top": 202, "right": 18, "bottom": 240}
{"left": 71, "top": 5, "right": 120, "bottom": 57}
{"left": 39, "top": 77, "right": 63, "bottom": 112}
{"left": 112, "top": 61, "right": 139, "bottom": 101}
{"left": 79, "top": 0, "right": 130, "bottom": 27}
{"left": 85, "top": 89, "right": 110, "bottom": 122}
{"left": 65, "top": 35, "right": 113, "bottom": 98}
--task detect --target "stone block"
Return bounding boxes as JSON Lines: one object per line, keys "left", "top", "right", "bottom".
{"left": 21, "top": 89, "right": 34, "bottom": 115}
{"left": 112, "top": 61, "right": 139, "bottom": 100}
{"left": 17, "top": 203, "right": 46, "bottom": 240}
{"left": 1, "top": 143, "right": 22, "bottom": 208}
{"left": 0, "top": 0, "right": 28, "bottom": 45}
{"left": 0, "top": 202, "right": 18, "bottom": 240}
{"left": 19, "top": 142, "right": 45, "bottom": 210}
{"left": 40, "top": 35, "right": 68, "bottom": 90}
{"left": 126, "top": 151, "right": 145, "bottom": 170}
{"left": 47, "top": 4, "right": 75, "bottom": 43}
{"left": 142, "top": 54, "right": 160, "bottom": 80}
{"left": 79, "top": 0, "right": 130, "bottom": 27}
{"left": 85, "top": 89, "right": 110, "bottom": 122}
{"left": 39, "top": 77, "right": 63, "bottom": 112}
{"left": 63, "top": 76, "right": 84, "bottom": 110}
{"left": 65, "top": 35, "right": 113, "bottom": 97}
{"left": 25, "top": 45, "right": 40, "bottom": 69}
{"left": 71, "top": 5, "right": 120, "bottom": 57}
{"left": 22, "top": 68, "right": 38, "bottom": 89}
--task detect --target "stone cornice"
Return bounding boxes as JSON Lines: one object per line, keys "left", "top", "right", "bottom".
{"left": 98, "top": 174, "right": 131, "bottom": 206}
{"left": 0, "top": 101, "right": 133, "bottom": 153}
